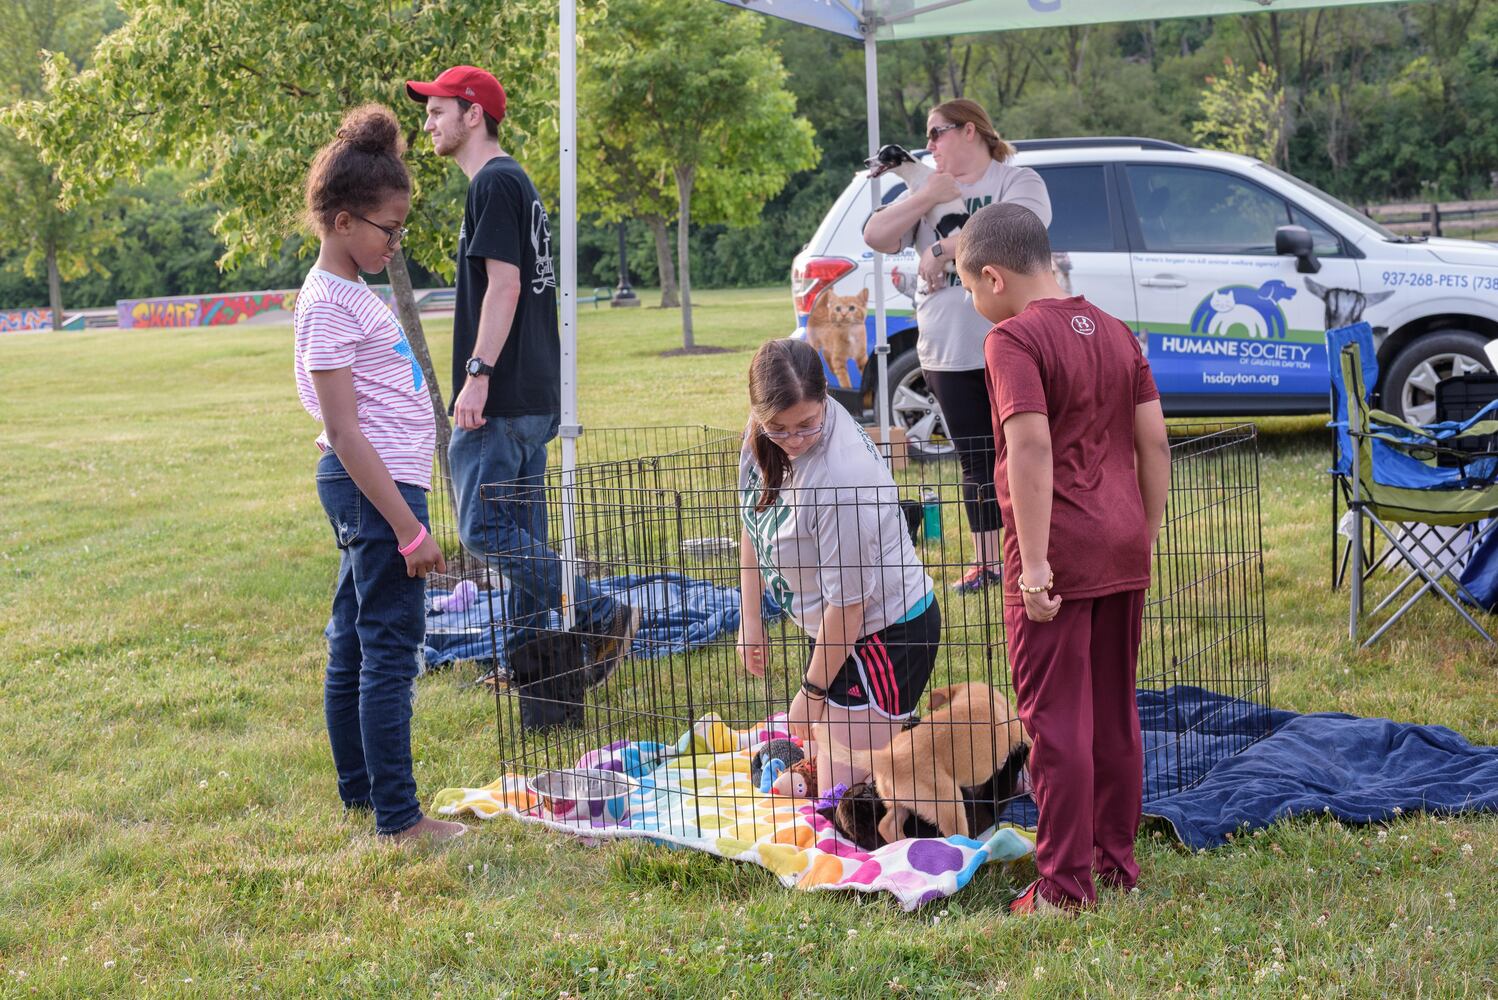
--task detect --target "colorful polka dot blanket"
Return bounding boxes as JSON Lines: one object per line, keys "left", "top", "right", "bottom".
{"left": 431, "top": 714, "right": 1036, "bottom": 910}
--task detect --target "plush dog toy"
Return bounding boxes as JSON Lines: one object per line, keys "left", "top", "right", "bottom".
{"left": 750, "top": 737, "right": 820, "bottom": 798}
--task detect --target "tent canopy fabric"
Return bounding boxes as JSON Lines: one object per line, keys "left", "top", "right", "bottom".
{"left": 715, "top": 0, "right": 1420, "bottom": 41}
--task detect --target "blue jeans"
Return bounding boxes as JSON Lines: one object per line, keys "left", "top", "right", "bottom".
{"left": 449, "top": 413, "right": 617, "bottom": 655}
{"left": 316, "top": 450, "right": 425, "bottom": 835}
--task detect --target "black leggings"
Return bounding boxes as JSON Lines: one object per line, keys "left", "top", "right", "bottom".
{"left": 922, "top": 367, "right": 1003, "bottom": 535}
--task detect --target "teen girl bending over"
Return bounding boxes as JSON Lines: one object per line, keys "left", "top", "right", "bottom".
{"left": 294, "top": 104, "right": 465, "bottom": 843}
{"left": 737, "top": 339, "right": 940, "bottom": 793}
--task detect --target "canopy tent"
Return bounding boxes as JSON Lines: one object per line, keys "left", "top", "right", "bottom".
{"left": 552, "top": 0, "right": 1419, "bottom": 618}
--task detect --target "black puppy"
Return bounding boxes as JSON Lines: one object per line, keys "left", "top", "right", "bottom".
{"left": 508, "top": 629, "right": 589, "bottom": 731}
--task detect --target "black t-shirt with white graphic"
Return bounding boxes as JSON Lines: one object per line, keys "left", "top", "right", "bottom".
{"left": 452, "top": 155, "right": 559, "bottom": 417}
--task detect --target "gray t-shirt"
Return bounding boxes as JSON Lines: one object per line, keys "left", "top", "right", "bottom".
{"left": 739, "top": 401, "right": 933, "bottom": 637}
{"left": 893, "top": 158, "right": 1052, "bottom": 372}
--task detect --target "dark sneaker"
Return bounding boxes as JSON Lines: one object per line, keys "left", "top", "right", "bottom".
{"left": 951, "top": 564, "right": 1002, "bottom": 593}
{"left": 586, "top": 604, "right": 641, "bottom": 689}
{"left": 475, "top": 665, "right": 512, "bottom": 690}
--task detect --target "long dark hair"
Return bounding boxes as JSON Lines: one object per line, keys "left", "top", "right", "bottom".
{"left": 748, "top": 339, "right": 827, "bottom": 513}
{"left": 304, "top": 104, "right": 411, "bottom": 234}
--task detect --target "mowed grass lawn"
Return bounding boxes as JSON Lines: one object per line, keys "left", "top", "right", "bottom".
{"left": 1, "top": 287, "right": 1494, "bottom": 998}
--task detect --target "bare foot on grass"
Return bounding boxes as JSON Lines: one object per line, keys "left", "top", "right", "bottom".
{"left": 391, "top": 816, "right": 468, "bottom": 844}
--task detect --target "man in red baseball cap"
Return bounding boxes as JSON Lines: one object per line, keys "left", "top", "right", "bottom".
{"left": 406, "top": 65, "right": 506, "bottom": 133}
{"left": 405, "top": 65, "right": 641, "bottom": 698}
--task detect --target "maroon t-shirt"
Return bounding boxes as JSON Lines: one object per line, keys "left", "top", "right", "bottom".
{"left": 984, "top": 295, "right": 1161, "bottom": 607}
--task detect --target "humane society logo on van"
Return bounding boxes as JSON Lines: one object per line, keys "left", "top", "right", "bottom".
{"left": 1189, "top": 281, "right": 1297, "bottom": 339}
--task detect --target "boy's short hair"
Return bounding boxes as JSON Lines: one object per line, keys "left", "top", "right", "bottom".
{"left": 956, "top": 202, "right": 1052, "bottom": 277}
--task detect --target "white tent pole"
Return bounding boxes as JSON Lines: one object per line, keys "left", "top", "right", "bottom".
{"left": 864, "top": 26, "right": 892, "bottom": 451}
{"left": 558, "top": 0, "right": 579, "bottom": 629}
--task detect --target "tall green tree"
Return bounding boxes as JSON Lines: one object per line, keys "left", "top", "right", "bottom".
{"left": 5, "top": 0, "right": 569, "bottom": 459}
{"left": 532, "top": 101, "right": 685, "bottom": 308}
{"left": 1193, "top": 57, "right": 1287, "bottom": 165}
{"left": 584, "top": 0, "right": 817, "bottom": 349}
{"left": 0, "top": 0, "right": 118, "bottom": 323}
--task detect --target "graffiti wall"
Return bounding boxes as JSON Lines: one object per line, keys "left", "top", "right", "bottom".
{"left": 116, "top": 286, "right": 398, "bottom": 329}
{"left": 117, "top": 290, "right": 300, "bottom": 329}
{"left": 0, "top": 308, "right": 53, "bottom": 333}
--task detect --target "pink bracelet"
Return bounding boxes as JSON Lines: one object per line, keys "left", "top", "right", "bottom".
{"left": 398, "top": 525, "right": 429, "bottom": 557}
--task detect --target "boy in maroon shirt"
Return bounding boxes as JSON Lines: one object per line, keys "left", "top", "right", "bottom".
{"left": 956, "top": 203, "right": 1171, "bottom": 914}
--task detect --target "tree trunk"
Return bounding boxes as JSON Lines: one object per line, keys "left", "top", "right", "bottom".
{"left": 646, "top": 214, "right": 680, "bottom": 308}
{"left": 46, "top": 242, "right": 62, "bottom": 330}
{"left": 674, "top": 164, "right": 695, "bottom": 350}
{"left": 385, "top": 249, "right": 456, "bottom": 522}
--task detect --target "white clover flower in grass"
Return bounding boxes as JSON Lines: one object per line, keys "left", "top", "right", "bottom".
{"left": 1461, "top": 843, "right": 1474, "bottom": 856}
{"left": 103, "top": 961, "right": 115, "bottom": 969}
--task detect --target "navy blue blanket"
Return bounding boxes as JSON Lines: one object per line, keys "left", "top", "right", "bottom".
{"left": 423, "top": 573, "right": 783, "bottom": 668}
{"left": 998, "top": 686, "right": 1498, "bottom": 849}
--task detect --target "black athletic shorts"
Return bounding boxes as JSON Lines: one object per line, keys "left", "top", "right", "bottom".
{"left": 810, "top": 598, "right": 940, "bottom": 721}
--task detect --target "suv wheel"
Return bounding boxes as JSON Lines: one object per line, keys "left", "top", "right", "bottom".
{"left": 885, "top": 349, "right": 954, "bottom": 460}
{"left": 1381, "top": 330, "right": 1494, "bottom": 425}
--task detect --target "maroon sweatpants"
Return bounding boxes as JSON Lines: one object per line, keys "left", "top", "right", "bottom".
{"left": 1004, "top": 589, "right": 1145, "bottom": 907}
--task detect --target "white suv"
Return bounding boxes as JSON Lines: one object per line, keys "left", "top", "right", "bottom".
{"left": 790, "top": 137, "right": 1498, "bottom": 454}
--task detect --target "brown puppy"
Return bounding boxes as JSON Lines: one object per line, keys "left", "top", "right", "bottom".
{"left": 870, "top": 682, "right": 1026, "bottom": 844}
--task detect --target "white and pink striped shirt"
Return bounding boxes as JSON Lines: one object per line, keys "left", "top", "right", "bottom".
{"left": 294, "top": 269, "right": 435, "bottom": 490}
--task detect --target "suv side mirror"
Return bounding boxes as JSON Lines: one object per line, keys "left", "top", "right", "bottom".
{"left": 1275, "top": 225, "right": 1321, "bottom": 274}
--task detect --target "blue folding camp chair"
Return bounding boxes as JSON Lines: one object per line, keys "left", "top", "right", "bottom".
{"left": 1325, "top": 323, "right": 1498, "bottom": 646}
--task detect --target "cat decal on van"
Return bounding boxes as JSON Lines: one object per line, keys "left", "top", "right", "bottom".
{"left": 1189, "top": 280, "right": 1297, "bottom": 340}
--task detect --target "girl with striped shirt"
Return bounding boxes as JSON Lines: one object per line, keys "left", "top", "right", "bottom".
{"left": 294, "top": 104, "right": 465, "bottom": 844}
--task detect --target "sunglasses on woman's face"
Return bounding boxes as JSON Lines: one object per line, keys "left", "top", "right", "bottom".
{"left": 926, "top": 123, "right": 961, "bottom": 144}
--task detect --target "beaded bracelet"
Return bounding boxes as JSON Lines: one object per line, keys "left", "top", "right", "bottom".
{"left": 1017, "top": 572, "right": 1054, "bottom": 595}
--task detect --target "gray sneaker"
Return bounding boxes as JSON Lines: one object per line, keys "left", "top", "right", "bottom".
{"left": 585, "top": 604, "right": 641, "bottom": 689}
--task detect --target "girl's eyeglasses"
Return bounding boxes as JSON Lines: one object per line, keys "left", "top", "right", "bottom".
{"left": 353, "top": 214, "right": 410, "bottom": 249}
{"left": 761, "top": 423, "right": 824, "bottom": 442}
{"left": 926, "top": 123, "right": 961, "bottom": 144}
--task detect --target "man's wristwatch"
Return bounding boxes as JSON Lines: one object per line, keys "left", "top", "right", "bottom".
{"left": 930, "top": 241, "right": 945, "bottom": 258}
{"left": 464, "top": 357, "right": 495, "bottom": 378}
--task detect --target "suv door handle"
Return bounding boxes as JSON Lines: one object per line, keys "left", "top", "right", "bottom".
{"left": 1139, "top": 275, "right": 1188, "bottom": 289}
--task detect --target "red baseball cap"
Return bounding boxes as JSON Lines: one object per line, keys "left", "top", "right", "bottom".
{"left": 406, "top": 66, "right": 506, "bottom": 124}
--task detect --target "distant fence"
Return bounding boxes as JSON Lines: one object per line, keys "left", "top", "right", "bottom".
{"left": 1364, "top": 199, "right": 1498, "bottom": 238}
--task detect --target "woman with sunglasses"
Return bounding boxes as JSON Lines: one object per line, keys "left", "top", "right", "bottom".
{"left": 863, "top": 99, "right": 1051, "bottom": 596}
{"left": 737, "top": 339, "right": 940, "bottom": 797}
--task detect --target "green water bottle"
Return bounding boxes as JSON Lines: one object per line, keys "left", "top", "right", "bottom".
{"left": 921, "top": 487, "right": 942, "bottom": 541}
